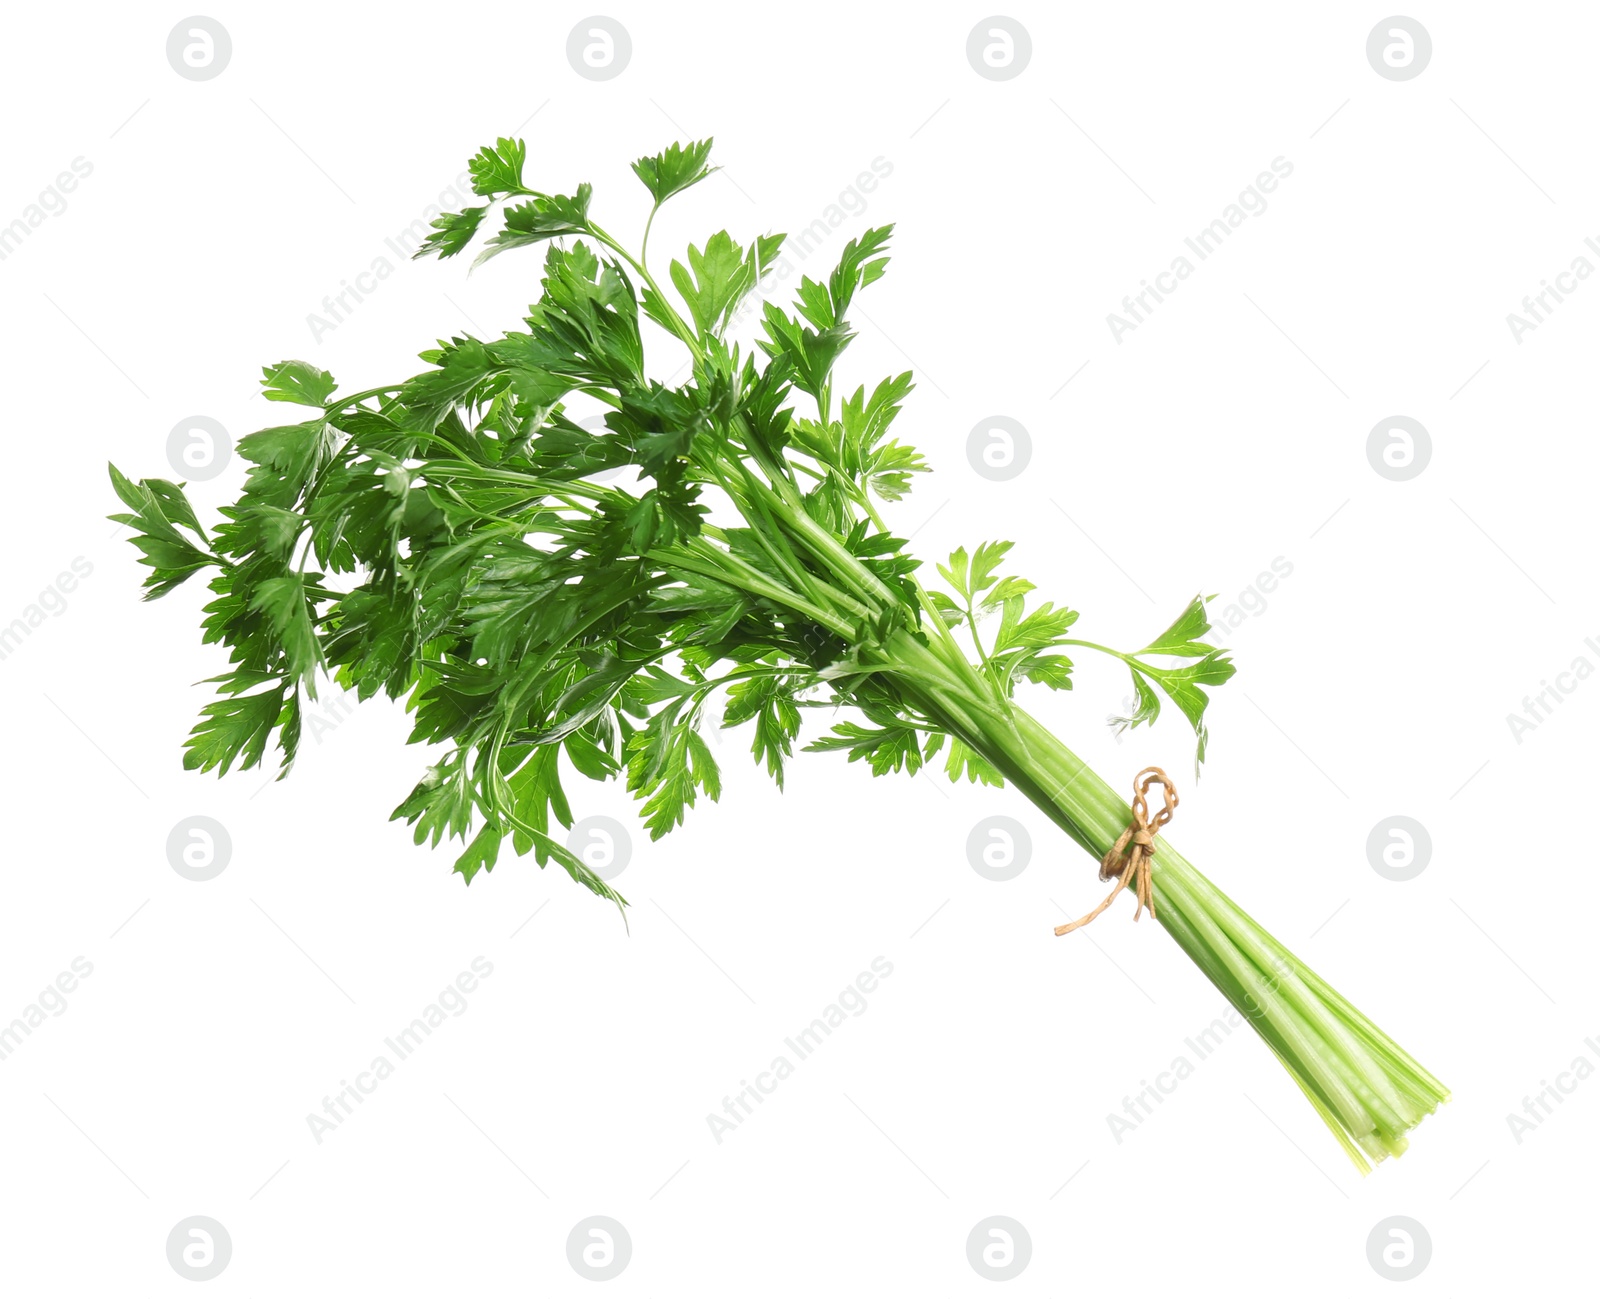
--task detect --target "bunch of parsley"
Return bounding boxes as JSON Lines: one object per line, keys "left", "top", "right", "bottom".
{"left": 111, "top": 136, "right": 1445, "bottom": 1171}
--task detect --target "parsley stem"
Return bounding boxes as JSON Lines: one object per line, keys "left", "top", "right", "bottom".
{"left": 640, "top": 204, "right": 660, "bottom": 270}
{"left": 323, "top": 384, "right": 403, "bottom": 413}
{"left": 954, "top": 704, "right": 1446, "bottom": 1170}
{"left": 588, "top": 219, "right": 701, "bottom": 355}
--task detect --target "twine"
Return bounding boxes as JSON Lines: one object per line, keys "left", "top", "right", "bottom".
{"left": 1054, "top": 767, "right": 1177, "bottom": 936}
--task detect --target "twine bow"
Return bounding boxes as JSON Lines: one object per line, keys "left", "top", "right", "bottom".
{"left": 1054, "top": 767, "right": 1177, "bottom": 936}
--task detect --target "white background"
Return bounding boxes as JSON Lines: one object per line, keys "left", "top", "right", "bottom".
{"left": 1, "top": 2, "right": 1594, "bottom": 1292}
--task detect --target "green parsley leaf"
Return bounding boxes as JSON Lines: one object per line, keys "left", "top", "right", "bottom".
{"left": 468, "top": 137, "right": 530, "bottom": 197}
{"left": 632, "top": 138, "right": 717, "bottom": 206}
{"left": 261, "top": 360, "right": 337, "bottom": 408}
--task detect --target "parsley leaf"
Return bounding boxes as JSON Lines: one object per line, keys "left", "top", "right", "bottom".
{"left": 469, "top": 137, "right": 531, "bottom": 197}
{"left": 261, "top": 360, "right": 337, "bottom": 408}
{"left": 632, "top": 138, "right": 717, "bottom": 205}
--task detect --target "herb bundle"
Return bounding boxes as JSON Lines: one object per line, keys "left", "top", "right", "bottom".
{"left": 111, "top": 135, "right": 1446, "bottom": 1170}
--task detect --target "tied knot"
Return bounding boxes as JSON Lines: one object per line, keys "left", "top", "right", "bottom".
{"left": 1056, "top": 767, "right": 1178, "bottom": 937}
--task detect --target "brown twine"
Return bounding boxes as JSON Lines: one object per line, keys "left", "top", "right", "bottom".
{"left": 1054, "top": 767, "right": 1178, "bottom": 936}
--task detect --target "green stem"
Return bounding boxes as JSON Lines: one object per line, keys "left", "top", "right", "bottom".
{"left": 663, "top": 542, "right": 856, "bottom": 640}
{"left": 324, "top": 384, "right": 403, "bottom": 413}
{"left": 588, "top": 220, "right": 702, "bottom": 356}
{"left": 640, "top": 204, "right": 660, "bottom": 269}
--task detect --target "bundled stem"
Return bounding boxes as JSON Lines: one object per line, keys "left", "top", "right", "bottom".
{"left": 937, "top": 695, "right": 1448, "bottom": 1171}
